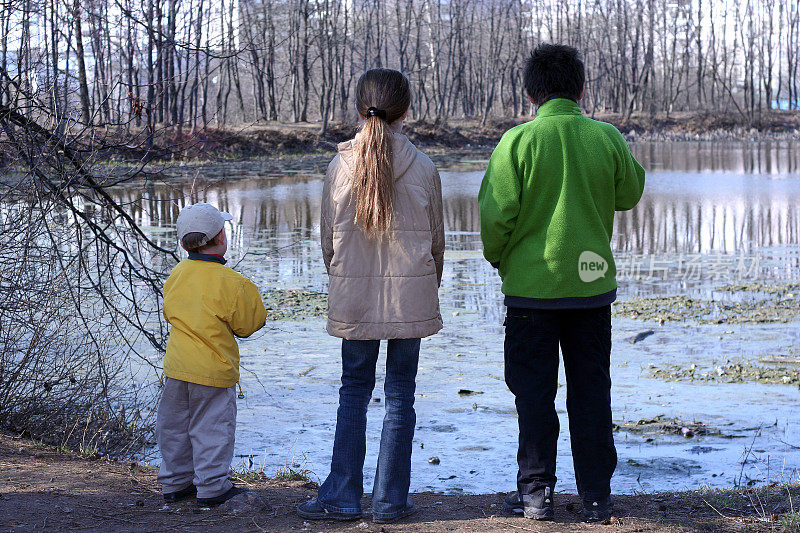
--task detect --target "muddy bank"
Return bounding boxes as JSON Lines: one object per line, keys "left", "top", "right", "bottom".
{"left": 142, "top": 111, "right": 799, "bottom": 162}
{"left": 127, "top": 111, "right": 800, "bottom": 162}
{"left": 6, "top": 111, "right": 795, "bottom": 165}
{"left": 606, "top": 110, "right": 800, "bottom": 141}
{"left": 1, "top": 431, "right": 798, "bottom": 532}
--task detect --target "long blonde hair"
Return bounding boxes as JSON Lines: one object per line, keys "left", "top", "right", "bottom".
{"left": 353, "top": 69, "right": 411, "bottom": 237}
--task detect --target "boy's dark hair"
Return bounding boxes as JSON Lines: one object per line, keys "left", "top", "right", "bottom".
{"left": 181, "top": 231, "right": 217, "bottom": 253}
{"left": 523, "top": 44, "right": 585, "bottom": 105}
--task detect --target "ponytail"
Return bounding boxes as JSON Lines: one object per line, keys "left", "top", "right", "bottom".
{"left": 353, "top": 115, "right": 393, "bottom": 236}
{"left": 352, "top": 69, "right": 411, "bottom": 237}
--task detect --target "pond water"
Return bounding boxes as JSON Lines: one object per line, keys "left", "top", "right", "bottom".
{"left": 122, "top": 141, "right": 800, "bottom": 495}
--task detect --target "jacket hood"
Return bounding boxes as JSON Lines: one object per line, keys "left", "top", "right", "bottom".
{"left": 337, "top": 121, "right": 418, "bottom": 181}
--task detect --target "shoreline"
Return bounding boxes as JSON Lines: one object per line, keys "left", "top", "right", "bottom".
{"left": 1, "top": 430, "right": 798, "bottom": 532}
{"left": 2, "top": 111, "right": 798, "bottom": 168}
{"left": 104, "top": 112, "right": 800, "bottom": 163}
{"left": 7, "top": 134, "right": 795, "bottom": 184}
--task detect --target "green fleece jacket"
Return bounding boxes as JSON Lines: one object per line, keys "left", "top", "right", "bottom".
{"left": 478, "top": 98, "right": 645, "bottom": 302}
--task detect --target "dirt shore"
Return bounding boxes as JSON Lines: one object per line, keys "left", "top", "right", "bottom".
{"left": 1, "top": 431, "right": 798, "bottom": 532}
{"left": 2, "top": 110, "right": 795, "bottom": 166}
{"left": 130, "top": 111, "right": 800, "bottom": 162}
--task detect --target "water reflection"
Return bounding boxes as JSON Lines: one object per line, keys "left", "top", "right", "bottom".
{"left": 615, "top": 172, "right": 800, "bottom": 254}
{"left": 115, "top": 142, "right": 800, "bottom": 287}
{"left": 631, "top": 141, "right": 800, "bottom": 177}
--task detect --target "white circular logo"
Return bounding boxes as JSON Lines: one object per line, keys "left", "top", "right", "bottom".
{"left": 578, "top": 251, "right": 607, "bottom": 282}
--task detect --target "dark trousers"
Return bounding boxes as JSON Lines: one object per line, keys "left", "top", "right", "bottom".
{"left": 504, "top": 305, "right": 616, "bottom": 500}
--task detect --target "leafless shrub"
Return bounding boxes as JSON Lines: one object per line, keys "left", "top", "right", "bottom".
{"left": 0, "top": 65, "right": 174, "bottom": 456}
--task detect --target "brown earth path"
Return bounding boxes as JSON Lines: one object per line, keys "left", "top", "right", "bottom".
{"left": 0, "top": 432, "right": 797, "bottom": 532}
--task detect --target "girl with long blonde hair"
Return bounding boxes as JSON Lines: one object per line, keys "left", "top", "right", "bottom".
{"left": 297, "top": 68, "right": 444, "bottom": 523}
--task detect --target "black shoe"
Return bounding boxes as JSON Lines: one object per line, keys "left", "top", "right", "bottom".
{"left": 296, "top": 499, "right": 362, "bottom": 521}
{"left": 163, "top": 484, "right": 197, "bottom": 503}
{"left": 503, "top": 488, "right": 554, "bottom": 520}
{"left": 582, "top": 495, "right": 614, "bottom": 522}
{"left": 373, "top": 501, "right": 418, "bottom": 524}
{"left": 197, "top": 485, "right": 250, "bottom": 507}
{"left": 502, "top": 491, "right": 524, "bottom": 514}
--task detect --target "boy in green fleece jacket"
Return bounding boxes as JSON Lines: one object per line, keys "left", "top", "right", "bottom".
{"left": 479, "top": 44, "right": 645, "bottom": 522}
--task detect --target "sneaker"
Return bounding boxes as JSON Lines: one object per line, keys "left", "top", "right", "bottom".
{"left": 163, "top": 484, "right": 197, "bottom": 503}
{"left": 582, "top": 495, "right": 614, "bottom": 522}
{"left": 296, "top": 499, "right": 362, "bottom": 521}
{"left": 503, "top": 488, "right": 554, "bottom": 520}
{"left": 196, "top": 485, "right": 250, "bottom": 507}
{"left": 502, "top": 491, "right": 523, "bottom": 514}
{"left": 373, "top": 501, "right": 418, "bottom": 524}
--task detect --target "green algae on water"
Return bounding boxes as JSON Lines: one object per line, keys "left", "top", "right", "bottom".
{"left": 648, "top": 360, "right": 800, "bottom": 386}
{"left": 261, "top": 289, "right": 328, "bottom": 320}
{"left": 718, "top": 282, "right": 800, "bottom": 295}
{"left": 613, "top": 415, "right": 723, "bottom": 438}
{"left": 614, "top": 291, "right": 800, "bottom": 325}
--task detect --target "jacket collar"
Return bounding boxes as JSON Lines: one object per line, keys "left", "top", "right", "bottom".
{"left": 187, "top": 252, "right": 227, "bottom": 265}
{"left": 536, "top": 98, "right": 583, "bottom": 118}
{"left": 337, "top": 121, "right": 418, "bottom": 181}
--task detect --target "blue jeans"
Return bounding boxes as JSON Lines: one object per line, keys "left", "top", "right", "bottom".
{"left": 317, "top": 338, "right": 420, "bottom": 520}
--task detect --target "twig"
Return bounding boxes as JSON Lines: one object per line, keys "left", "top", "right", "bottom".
{"left": 702, "top": 498, "right": 734, "bottom": 520}
{"left": 736, "top": 426, "right": 762, "bottom": 487}
{"left": 747, "top": 485, "right": 768, "bottom": 522}
{"left": 298, "top": 366, "right": 316, "bottom": 377}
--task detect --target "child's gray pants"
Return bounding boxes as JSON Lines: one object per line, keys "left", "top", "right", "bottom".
{"left": 156, "top": 377, "right": 236, "bottom": 498}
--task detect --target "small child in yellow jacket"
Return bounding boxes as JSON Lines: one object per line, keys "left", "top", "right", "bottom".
{"left": 157, "top": 203, "right": 267, "bottom": 506}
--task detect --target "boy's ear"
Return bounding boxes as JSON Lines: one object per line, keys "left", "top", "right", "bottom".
{"left": 579, "top": 86, "right": 585, "bottom": 100}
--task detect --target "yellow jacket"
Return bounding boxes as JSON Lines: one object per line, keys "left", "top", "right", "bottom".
{"left": 163, "top": 254, "right": 267, "bottom": 387}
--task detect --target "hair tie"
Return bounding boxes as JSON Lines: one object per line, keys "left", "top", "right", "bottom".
{"left": 366, "top": 107, "right": 387, "bottom": 120}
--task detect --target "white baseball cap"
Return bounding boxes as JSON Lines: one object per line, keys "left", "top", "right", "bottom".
{"left": 176, "top": 203, "right": 233, "bottom": 246}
